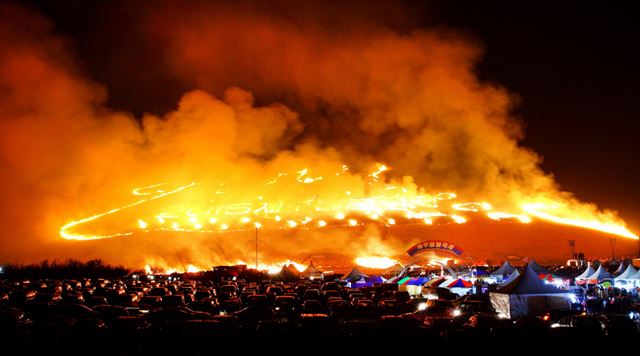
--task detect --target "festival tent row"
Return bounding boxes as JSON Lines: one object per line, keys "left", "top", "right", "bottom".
{"left": 575, "top": 263, "right": 614, "bottom": 285}
{"left": 490, "top": 262, "right": 573, "bottom": 319}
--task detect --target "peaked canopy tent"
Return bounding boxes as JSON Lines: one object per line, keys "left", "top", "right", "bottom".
{"left": 587, "top": 265, "right": 613, "bottom": 284}
{"left": 443, "top": 278, "right": 473, "bottom": 288}
{"left": 442, "top": 278, "right": 473, "bottom": 296}
{"left": 491, "top": 262, "right": 516, "bottom": 281}
{"left": 300, "top": 261, "right": 323, "bottom": 280}
{"left": 613, "top": 261, "right": 629, "bottom": 276}
{"left": 277, "top": 264, "right": 301, "bottom": 280}
{"left": 498, "top": 268, "right": 520, "bottom": 287}
{"left": 342, "top": 266, "right": 368, "bottom": 287}
{"left": 490, "top": 263, "right": 572, "bottom": 319}
{"left": 528, "top": 260, "right": 553, "bottom": 275}
{"left": 575, "top": 265, "right": 596, "bottom": 284}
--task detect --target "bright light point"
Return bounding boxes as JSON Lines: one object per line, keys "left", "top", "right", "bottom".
{"left": 348, "top": 219, "right": 358, "bottom": 226}
{"left": 220, "top": 224, "right": 229, "bottom": 230}
{"left": 189, "top": 216, "right": 197, "bottom": 223}
{"left": 318, "top": 220, "right": 327, "bottom": 227}
{"left": 287, "top": 220, "right": 297, "bottom": 228}
{"left": 335, "top": 212, "right": 345, "bottom": 220}
{"left": 241, "top": 217, "right": 251, "bottom": 223}
{"left": 370, "top": 213, "right": 379, "bottom": 220}
{"left": 345, "top": 191, "right": 351, "bottom": 196}
{"left": 254, "top": 222, "right": 262, "bottom": 229}
{"left": 418, "top": 303, "right": 427, "bottom": 311}
{"left": 156, "top": 217, "right": 165, "bottom": 224}
{"left": 452, "top": 309, "right": 462, "bottom": 317}
{"left": 186, "top": 265, "right": 200, "bottom": 273}
{"left": 423, "top": 218, "right": 433, "bottom": 225}
{"left": 451, "top": 215, "right": 467, "bottom": 224}
{"left": 137, "top": 220, "right": 148, "bottom": 229}
{"left": 194, "top": 223, "right": 202, "bottom": 230}
{"left": 387, "top": 218, "right": 396, "bottom": 225}
{"left": 275, "top": 215, "right": 282, "bottom": 222}
{"left": 209, "top": 217, "right": 217, "bottom": 224}
{"left": 172, "top": 222, "right": 179, "bottom": 230}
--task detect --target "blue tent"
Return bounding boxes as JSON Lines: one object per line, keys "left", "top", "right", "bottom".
{"left": 406, "top": 277, "right": 429, "bottom": 286}
{"left": 365, "top": 275, "right": 384, "bottom": 286}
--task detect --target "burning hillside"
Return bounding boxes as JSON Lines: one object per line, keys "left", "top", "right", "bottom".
{"left": 0, "top": 2, "right": 637, "bottom": 271}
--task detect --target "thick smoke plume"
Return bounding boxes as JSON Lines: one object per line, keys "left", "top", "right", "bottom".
{"left": 0, "top": 2, "right": 632, "bottom": 268}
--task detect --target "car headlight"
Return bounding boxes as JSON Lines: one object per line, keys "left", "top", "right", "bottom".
{"left": 452, "top": 309, "right": 461, "bottom": 317}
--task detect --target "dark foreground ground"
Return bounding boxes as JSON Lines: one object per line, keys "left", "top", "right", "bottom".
{"left": 2, "top": 272, "right": 639, "bottom": 355}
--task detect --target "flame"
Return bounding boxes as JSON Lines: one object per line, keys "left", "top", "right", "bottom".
{"left": 60, "top": 163, "right": 638, "bottom": 248}
{"left": 355, "top": 256, "right": 399, "bottom": 269}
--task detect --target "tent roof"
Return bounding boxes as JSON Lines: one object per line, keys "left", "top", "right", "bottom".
{"left": 342, "top": 266, "right": 368, "bottom": 281}
{"left": 575, "top": 265, "right": 596, "bottom": 280}
{"left": 495, "top": 263, "right": 566, "bottom": 295}
{"left": 491, "top": 261, "right": 516, "bottom": 276}
{"left": 616, "top": 264, "right": 639, "bottom": 280}
{"left": 588, "top": 265, "right": 613, "bottom": 281}
{"left": 528, "top": 259, "right": 553, "bottom": 275}
{"left": 279, "top": 264, "right": 300, "bottom": 275}
{"left": 365, "top": 275, "right": 384, "bottom": 284}
{"left": 425, "top": 277, "right": 446, "bottom": 287}
{"left": 384, "top": 263, "right": 405, "bottom": 274}
{"left": 498, "top": 268, "right": 520, "bottom": 287}
{"left": 629, "top": 268, "right": 640, "bottom": 280}
{"left": 300, "top": 261, "right": 322, "bottom": 276}
{"left": 613, "top": 261, "right": 629, "bottom": 276}
{"left": 445, "top": 278, "right": 473, "bottom": 288}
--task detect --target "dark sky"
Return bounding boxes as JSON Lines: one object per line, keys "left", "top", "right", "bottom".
{"left": 27, "top": 0, "right": 640, "bottom": 228}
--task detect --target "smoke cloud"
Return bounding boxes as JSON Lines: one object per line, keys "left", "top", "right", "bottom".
{"left": 0, "top": 1, "right": 632, "bottom": 268}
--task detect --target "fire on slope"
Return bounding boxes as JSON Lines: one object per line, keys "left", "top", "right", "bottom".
{"left": 59, "top": 163, "right": 638, "bottom": 273}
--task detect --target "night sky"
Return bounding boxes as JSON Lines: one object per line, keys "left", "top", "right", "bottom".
{"left": 22, "top": 0, "right": 640, "bottom": 229}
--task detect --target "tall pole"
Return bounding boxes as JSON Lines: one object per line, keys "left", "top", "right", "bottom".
{"left": 609, "top": 237, "right": 616, "bottom": 261}
{"left": 569, "top": 240, "right": 575, "bottom": 259}
{"left": 255, "top": 227, "right": 258, "bottom": 270}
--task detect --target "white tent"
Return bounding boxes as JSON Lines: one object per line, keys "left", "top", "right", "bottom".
{"left": 587, "top": 264, "right": 613, "bottom": 283}
{"left": 575, "top": 265, "right": 596, "bottom": 281}
{"left": 614, "top": 264, "right": 638, "bottom": 289}
{"left": 490, "top": 263, "right": 572, "bottom": 319}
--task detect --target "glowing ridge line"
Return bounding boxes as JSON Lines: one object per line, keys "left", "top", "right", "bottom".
{"left": 60, "top": 182, "right": 197, "bottom": 240}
